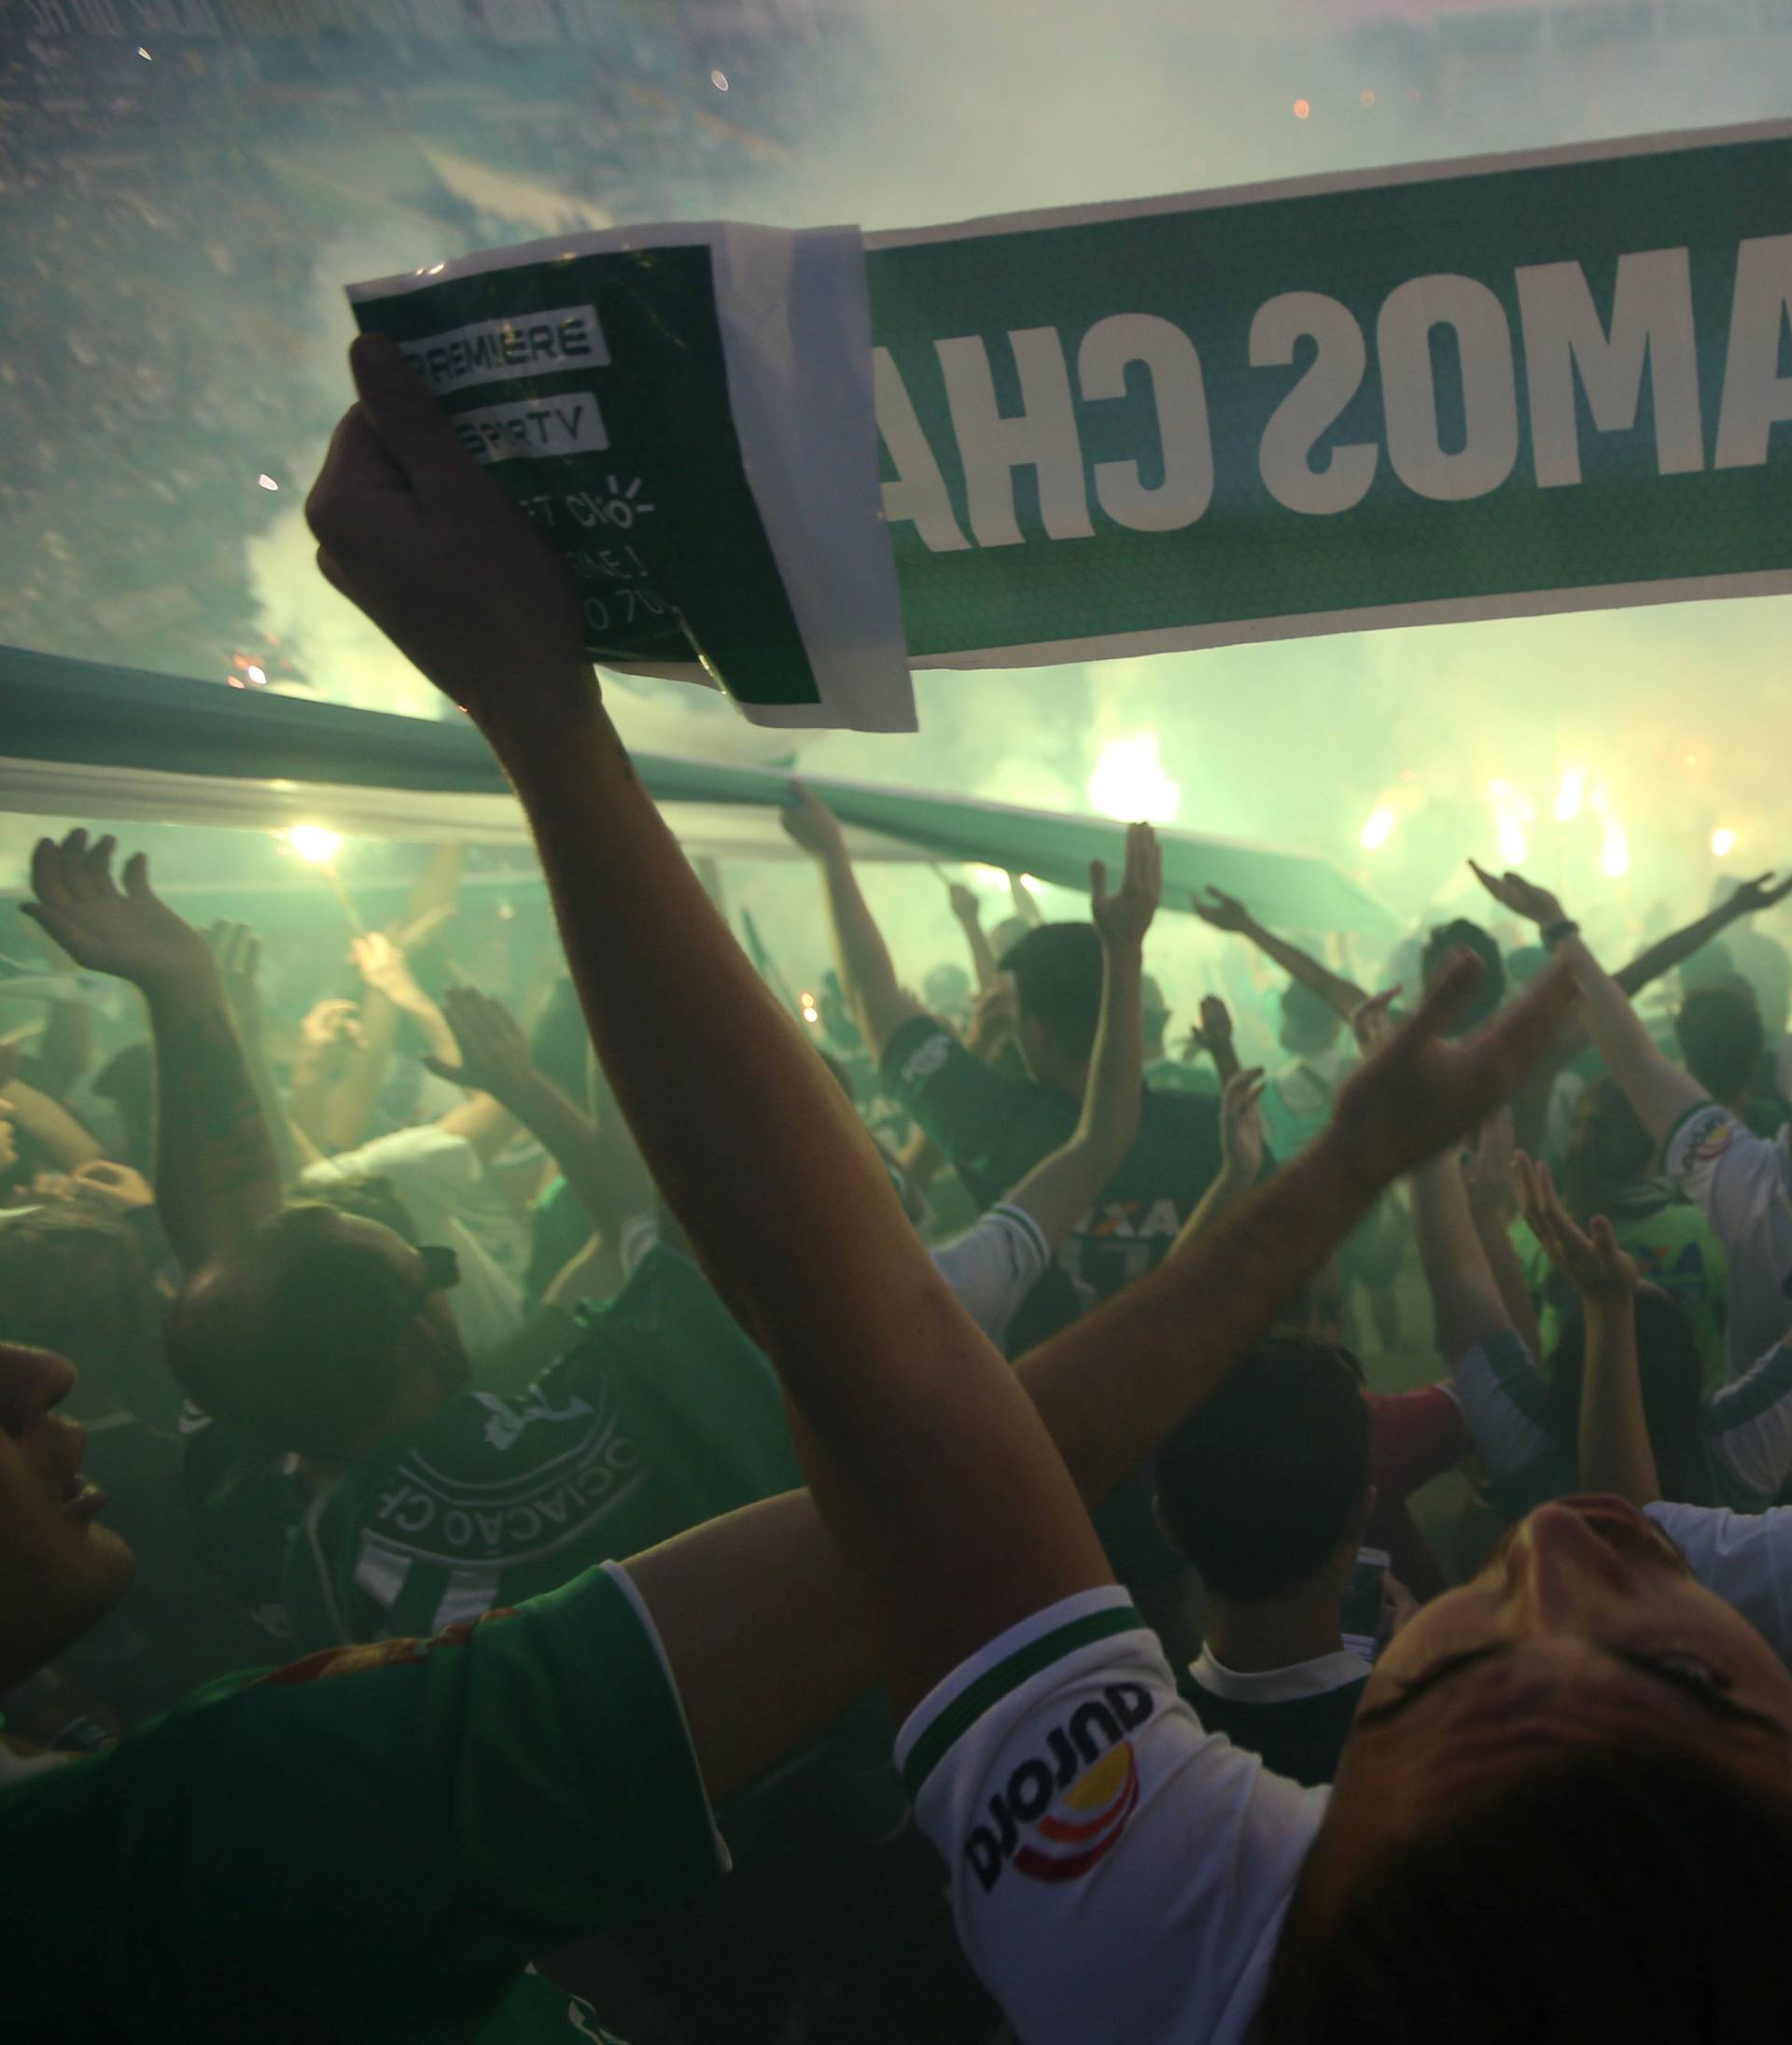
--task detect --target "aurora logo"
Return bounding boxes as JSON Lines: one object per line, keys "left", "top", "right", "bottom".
{"left": 965, "top": 1680, "right": 1154, "bottom": 1892}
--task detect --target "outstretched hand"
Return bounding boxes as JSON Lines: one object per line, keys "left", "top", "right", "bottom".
{"left": 422, "top": 986, "right": 539, "bottom": 1103}
{"left": 1513, "top": 1151, "right": 1639, "bottom": 1299}
{"left": 1467, "top": 861, "right": 1567, "bottom": 931}
{"left": 22, "top": 832, "right": 213, "bottom": 994}
{"left": 1090, "top": 822, "right": 1161, "bottom": 955}
{"left": 1727, "top": 871, "right": 1792, "bottom": 917}
{"left": 1330, "top": 950, "right": 1578, "bottom": 1191}
{"left": 945, "top": 879, "right": 982, "bottom": 924}
{"left": 304, "top": 333, "right": 589, "bottom": 721}
{"left": 1190, "top": 886, "right": 1253, "bottom": 935}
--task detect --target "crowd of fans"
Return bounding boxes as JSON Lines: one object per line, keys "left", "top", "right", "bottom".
{"left": 8, "top": 336, "right": 1792, "bottom": 2040}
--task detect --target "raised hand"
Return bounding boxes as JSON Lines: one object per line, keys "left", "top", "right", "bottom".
{"left": 304, "top": 334, "right": 588, "bottom": 721}
{"left": 1190, "top": 886, "right": 1253, "bottom": 935}
{"left": 779, "top": 784, "right": 848, "bottom": 861}
{"left": 945, "top": 880, "right": 983, "bottom": 924}
{"left": 1727, "top": 871, "right": 1792, "bottom": 917}
{"left": 1182, "top": 994, "right": 1234, "bottom": 1060}
{"left": 1513, "top": 1151, "right": 1638, "bottom": 1298}
{"left": 301, "top": 997, "right": 364, "bottom": 1053}
{"left": 1463, "top": 1105, "right": 1519, "bottom": 1223}
{"left": 22, "top": 832, "right": 212, "bottom": 993}
{"left": 349, "top": 930, "right": 426, "bottom": 1009}
{"left": 1090, "top": 822, "right": 1162, "bottom": 956}
{"left": 1467, "top": 860, "right": 1567, "bottom": 931}
{"left": 1350, "top": 986, "right": 1401, "bottom": 1057}
{"left": 1219, "top": 1066, "right": 1267, "bottom": 1183}
{"left": 1331, "top": 951, "right": 1577, "bottom": 1191}
{"left": 422, "top": 987, "right": 539, "bottom": 1104}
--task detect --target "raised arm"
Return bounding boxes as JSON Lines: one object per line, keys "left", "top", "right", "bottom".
{"left": 207, "top": 919, "right": 301, "bottom": 1192}
{"left": 1174, "top": 1066, "right": 1267, "bottom": 1246}
{"left": 1192, "top": 887, "right": 1368, "bottom": 1023}
{"left": 997, "top": 823, "right": 1157, "bottom": 1249}
{"left": 22, "top": 834, "right": 281, "bottom": 1274}
{"left": 1613, "top": 871, "right": 1792, "bottom": 998}
{"left": 1183, "top": 992, "right": 1243, "bottom": 1086}
{"left": 1515, "top": 1153, "right": 1659, "bottom": 1506}
{"left": 780, "top": 786, "right": 927, "bottom": 1062}
{"left": 305, "top": 335, "right": 1578, "bottom": 1718}
{"left": 1472, "top": 861, "right": 1708, "bottom": 1147}
{"left": 424, "top": 986, "right": 611, "bottom": 1225}
{"left": 946, "top": 877, "right": 1001, "bottom": 993}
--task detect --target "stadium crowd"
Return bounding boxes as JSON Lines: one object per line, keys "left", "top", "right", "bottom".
{"left": 7, "top": 336, "right": 1792, "bottom": 2041}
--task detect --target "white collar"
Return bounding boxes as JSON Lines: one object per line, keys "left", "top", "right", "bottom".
{"left": 1188, "top": 1644, "right": 1372, "bottom": 1703}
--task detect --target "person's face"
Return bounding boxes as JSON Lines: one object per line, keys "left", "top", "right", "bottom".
{"left": 0, "top": 1341, "right": 134, "bottom": 1692}
{"left": 1295, "top": 1496, "right": 1792, "bottom": 1933}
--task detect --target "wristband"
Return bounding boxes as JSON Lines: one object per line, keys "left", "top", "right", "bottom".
{"left": 1541, "top": 918, "right": 1580, "bottom": 951}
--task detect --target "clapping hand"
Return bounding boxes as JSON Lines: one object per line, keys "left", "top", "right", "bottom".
{"left": 1190, "top": 887, "right": 1253, "bottom": 935}
{"left": 1090, "top": 823, "right": 1162, "bottom": 956}
{"left": 1331, "top": 952, "right": 1577, "bottom": 1191}
{"left": 422, "top": 987, "right": 539, "bottom": 1105}
{"left": 1727, "top": 872, "right": 1792, "bottom": 917}
{"left": 1467, "top": 861, "right": 1568, "bottom": 931}
{"left": 1513, "top": 1151, "right": 1638, "bottom": 1299}
{"left": 22, "top": 833, "right": 211, "bottom": 993}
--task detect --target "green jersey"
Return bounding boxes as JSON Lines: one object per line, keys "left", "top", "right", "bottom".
{"left": 0, "top": 1563, "right": 721, "bottom": 2040}
{"left": 185, "top": 1243, "right": 804, "bottom": 1654}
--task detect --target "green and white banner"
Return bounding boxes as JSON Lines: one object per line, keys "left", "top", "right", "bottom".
{"left": 349, "top": 223, "right": 916, "bottom": 732}
{"left": 352, "top": 119, "right": 1792, "bottom": 727}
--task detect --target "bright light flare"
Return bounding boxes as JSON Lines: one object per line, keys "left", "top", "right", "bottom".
{"left": 1555, "top": 766, "right": 1586, "bottom": 822}
{"left": 969, "top": 863, "right": 1010, "bottom": 891}
{"left": 1496, "top": 816, "right": 1528, "bottom": 865}
{"left": 1294, "top": 98, "right": 1311, "bottom": 119}
{"left": 799, "top": 990, "right": 819, "bottom": 1024}
{"left": 1087, "top": 734, "right": 1181, "bottom": 825}
{"left": 1359, "top": 805, "right": 1396, "bottom": 851}
{"left": 710, "top": 68, "right": 729, "bottom": 90}
{"left": 257, "top": 473, "right": 279, "bottom": 492}
{"left": 1600, "top": 820, "right": 1630, "bottom": 879}
{"left": 1713, "top": 828, "right": 1739, "bottom": 858}
{"left": 285, "top": 825, "right": 343, "bottom": 866}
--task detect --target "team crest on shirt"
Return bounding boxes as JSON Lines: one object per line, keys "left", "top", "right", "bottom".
{"left": 901, "top": 1033, "right": 953, "bottom": 1085}
{"left": 1691, "top": 1112, "right": 1737, "bottom": 1164}
{"left": 964, "top": 1680, "right": 1154, "bottom": 1893}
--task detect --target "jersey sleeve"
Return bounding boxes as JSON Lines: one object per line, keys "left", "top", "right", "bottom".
{"left": 1449, "top": 1328, "right": 1554, "bottom": 1484}
{"left": 929, "top": 1203, "right": 1052, "bottom": 1346}
{"left": 1645, "top": 1501, "right": 1792, "bottom": 1669}
{"left": 2, "top": 1562, "right": 727, "bottom": 2037}
{"left": 1662, "top": 1103, "right": 1792, "bottom": 1272}
{"left": 301, "top": 1124, "right": 478, "bottom": 1198}
{"left": 880, "top": 1015, "right": 1044, "bottom": 1190}
{"left": 1702, "top": 1338, "right": 1792, "bottom": 1500}
{"left": 897, "top": 1586, "right": 1327, "bottom": 2045}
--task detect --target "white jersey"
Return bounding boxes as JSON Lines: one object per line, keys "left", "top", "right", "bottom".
{"left": 898, "top": 1586, "right": 1328, "bottom": 2045}
{"left": 301, "top": 1126, "right": 528, "bottom": 1360}
{"left": 1647, "top": 1500, "right": 1792, "bottom": 1666}
{"left": 928, "top": 1202, "right": 1051, "bottom": 1349}
{"left": 1662, "top": 1103, "right": 1792, "bottom": 1377}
